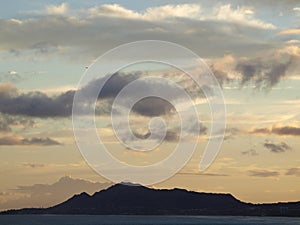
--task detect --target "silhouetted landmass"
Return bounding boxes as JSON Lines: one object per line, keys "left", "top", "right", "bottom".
{"left": 1, "top": 183, "right": 300, "bottom": 216}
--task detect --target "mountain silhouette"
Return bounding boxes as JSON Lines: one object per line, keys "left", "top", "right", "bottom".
{"left": 2, "top": 183, "right": 300, "bottom": 216}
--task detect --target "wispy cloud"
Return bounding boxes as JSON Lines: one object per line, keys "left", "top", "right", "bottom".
{"left": 0, "top": 136, "right": 61, "bottom": 146}
{"left": 241, "top": 149, "right": 259, "bottom": 156}
{"left": 178, "top": 172, "right": 228, "bottom": 177}
{"left": 22, "top": 163, "right": 45, "bottom": 168}
{"left": 277, "top": 29, "right": 300, "bottom": 35}
{"left": 0, "top": 113, "right": 34, "bottom": 132}
{"left": 286, "top": 168, "right": 300, "bottom": 177}
{"left": 248, "top": 169, "right": 280, "bottom": 177}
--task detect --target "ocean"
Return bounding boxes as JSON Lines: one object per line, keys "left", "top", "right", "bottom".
{"left": 0, "top": 215, "right": 299, "bottom": 225}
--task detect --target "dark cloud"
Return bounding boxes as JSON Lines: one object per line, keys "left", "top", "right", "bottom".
{"left": 0, "top": 136, "right": 61, "bottom": 146}
{"left": 131, "top": 97, "right": 175, "bottom": 117}
{"left": 272, "top": 126, "right": 300, "bottom": 136}
{"left": 162, "top": 130, "right": 179, "bottom": 142}
{"left": 1, "top": 47, "right": 297, "bottom": 119}
{"left": 84, "top": 72, "right": 185, "bottom": 117}
{"left": 2, "top": 48, "right": 297, "bottom": 120}
{"left": 248, "top": 170, "right": 279, "bottom": 177}
{"left": 84, "top": 72, "right": 202, "bottom": 117}
{"left": 251, "top": 126, "right": 300, "bottom": 136}
{"left": 0, "top": 72, "right": 189, "bottom": 118}
{"left": 0, "top": 84, "right": 74, "bottom": 117}
{"left": 132, "top": 131, "right": 151, "bottom": 140}
{"left": 22, "top": 137, "right": 62, "bottom": 146}
{"left": 22, "top": 163, "right": 45, "bottom": 168}
{"left": 84, "top": 72, "right": 139, "bottom": 99}
{"left": 132, "top": 129, "right": 179, "bottom": 142}
{"left": 235, "top": 52, "right": 296, "bottom": 89}
{"left": 100, "top": 73, "right": 140, "bottom": 98}
{"left": 285, "top": 168, "right": 300, "bottom": 177}
{"left": 263, "top": 140, "right": 291, "bottom": 153}
{"left": 241, "top": 149, "right": 259, "bottom": 156}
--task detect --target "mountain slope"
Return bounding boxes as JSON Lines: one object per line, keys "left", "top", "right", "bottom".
{"left": 2, "top": 183, "right": 300, "bottom": 216}
{"left": 47, "top": 183, "right": 247, "bottom": 215}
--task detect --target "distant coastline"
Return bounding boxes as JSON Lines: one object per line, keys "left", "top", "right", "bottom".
{"left": 1, "top": 183, "right": 300, "bottom": 217}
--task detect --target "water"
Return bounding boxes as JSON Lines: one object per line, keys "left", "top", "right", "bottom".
{"left": 0, "top": 215, "right": 299, "bottom": 225}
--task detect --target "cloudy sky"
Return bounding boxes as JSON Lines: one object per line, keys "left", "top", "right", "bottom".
{"left": 0, "top": 0, "right": 300, "bottom": 210}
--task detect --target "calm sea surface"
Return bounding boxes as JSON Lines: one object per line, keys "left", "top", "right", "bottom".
{"left": 0, "top": 215, "right": 299, "bottom": 225}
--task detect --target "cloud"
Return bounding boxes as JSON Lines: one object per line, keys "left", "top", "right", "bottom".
{"left": 277, "top": 29, "right": 300, "bottom": 35}
{"left": 133, "top": 129, "right": 179, "bottom": 142}
{"left": 263, "top": 140, "right": 291, "bottom": 153}
{"left": 272, "top": 126, "right": 300, "bottom": 136}
{"left": 0, "top": 3, "right": 280, "bottom": 59}
{"left": 144, "top": 4, "right": 202, "bottom": 20}
{"left": 87, "top": 3, "right": 275, "bottom": 31}
{"left": 95, "top": 72, "right": 140, "bottom": 99}
{"left": 209, "top": 4, "right": 276, "bottom": 30}
{"left": 22, "top": 137, "right": 62, "bottom": 146}
{"left": 248, "top": 169, "right": 279, "bottom": 177}
{"left": 250, "top": 127, "right": 271, "bottom": 134}
{"left": 286, "top": 168, "right": 300, "bottom": 177}
{"left": 0, "top": 136, "right": 61, "bottom": 146}
{"left": 0, "top": 113, "right": 34, "bottom": 132}
{"left": 87, "top": 4, "right": 141, "bottom": 19}
{"left": 207, "top": 45, "right": 300, "bottom": 89}
{"left": 81, "top": 72, "right": 187, "bottom": 117}
{"left": 241, "top": 149, "right": 259, "bottom": 156}
{"left": 0, "top": 176, "right": 111, "bottom": 210}
{"left": 285, "top": 39, "right": 300, "bottom": 45}
{"left": 235, "top": 46, "right": 300, "bottom": 89}
{"left": 293, "top": 7, "right": 300, "bottom": 16}
{"left": 251, "top": 125, "right": 300, "bottom": 136}
{"left": 22, "top": 163, "right": 45, "bottom": 168}
{"left": 134, "top": 130, "right": 178, "bottom": 143}
{"left": 0, "top": 49, "right": 298, "bottom": 120}
{"left": 131, "top": 97, "right": 175, "bottom": 117}
{"left": 0, "top": 83, "right": 74, "bottom": 117}
{"left": 222, "top": 127, "right": 243, "bottom": 140}
{"left": 0, "top": 71, "right": 203, "bottom": 118}
{"left": 46, "top": 3, "right": 69, "bottom": 15}
{"left": 178, "top": 172, "right": 228, "bottom": 177}
{"left": 0, "top": 83, "right": 17, "bottom": 95}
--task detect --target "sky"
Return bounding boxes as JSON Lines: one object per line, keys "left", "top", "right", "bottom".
{"left": 0, "top": 0, "right": 300, "bottom": 210}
